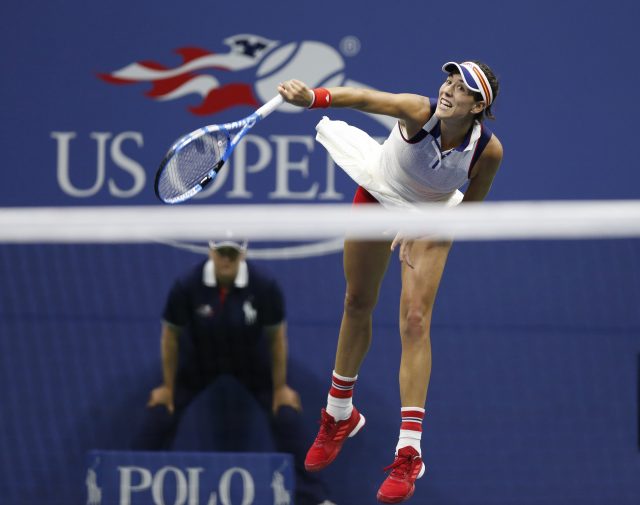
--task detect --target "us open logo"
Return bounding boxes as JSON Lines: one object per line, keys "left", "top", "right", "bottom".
{"left": 98, "top": 34, "right": 375, "bottom": 120}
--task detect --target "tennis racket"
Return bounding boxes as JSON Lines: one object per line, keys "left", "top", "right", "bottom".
{"left": 154, "top": 94, "right": 284, "bottom": 204}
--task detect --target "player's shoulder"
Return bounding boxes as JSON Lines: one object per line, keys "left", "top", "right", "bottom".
{"left": 398, "top": 94, "right": 432, "bottom": 132}
{"left": 476, "top": 120, "right": 502, "bottom": 159}
{"left": 483, "top": 132, "right": 503, "bottom": 161}
{"left": 408, "top": 94, "right": 432, "bottom": 122}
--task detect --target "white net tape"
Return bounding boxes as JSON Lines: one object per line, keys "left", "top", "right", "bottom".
{"left": 1, "top": 201, "right": 640, "bottom": 243}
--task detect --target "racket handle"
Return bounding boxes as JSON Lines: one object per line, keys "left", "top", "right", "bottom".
{"left": 255, "top": 95, "right": 284, "bottom": 119}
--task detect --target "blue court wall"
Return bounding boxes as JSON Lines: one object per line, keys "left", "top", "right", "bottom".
{"left": 2, "top": 1, "right": 640, "bottom": 504}
{"left": 2, "top": 0, "right": 640, "bottom": 205}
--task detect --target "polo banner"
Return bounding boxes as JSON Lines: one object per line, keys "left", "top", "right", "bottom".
{"left": 86, "top": 451, "right": 294, "bottom": 505}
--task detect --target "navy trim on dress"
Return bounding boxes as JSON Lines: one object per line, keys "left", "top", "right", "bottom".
{"left": 468, "top": 124, "right": 493, "bottom": 177}
{"left": 400, "top": 97, "right": 438, "bottom": 144}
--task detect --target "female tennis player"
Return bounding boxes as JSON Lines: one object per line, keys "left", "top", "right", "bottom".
{"left": 278, "top": 60, "right": 502, "bottom": 504}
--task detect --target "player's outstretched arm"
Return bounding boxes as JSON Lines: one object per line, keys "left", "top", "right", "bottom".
{"left": 278, "top": 79, "right": 429, "bottom": 124}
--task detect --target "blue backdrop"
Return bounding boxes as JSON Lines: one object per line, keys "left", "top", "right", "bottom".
{"left": 3, "top": 0, "right": 640, "bottom": 206}
{"left": 1, "top": 1, "right": 640, "bottom": 504}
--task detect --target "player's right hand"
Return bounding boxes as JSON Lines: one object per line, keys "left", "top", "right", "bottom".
{"left": 147, "top": 385, "right": 175, "bottom": 414}
{"left": 278, "top": 79, "right": 313, "bottom": 108}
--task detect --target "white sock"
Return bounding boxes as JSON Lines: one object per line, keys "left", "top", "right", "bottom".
{"left": 396, "top": 406, "right": 425, "bottom": 455}
{"left": 396, "top": 429, "right": 422, "bottom": 455}
{"left": 326, "top": 395, "right": 353, "bottom": 421}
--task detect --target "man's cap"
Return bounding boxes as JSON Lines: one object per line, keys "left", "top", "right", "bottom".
{"left": 208, "top": 239, "right": 248, "bottom": 252}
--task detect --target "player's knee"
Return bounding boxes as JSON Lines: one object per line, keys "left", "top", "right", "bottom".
{"left": 400, "top": 308, "right": 431, "bottom": 341}
{"left": 343, "top": 289, "right": 377, "bottom": 317}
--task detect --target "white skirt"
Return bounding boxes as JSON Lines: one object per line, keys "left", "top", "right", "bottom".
{"left": 315, "top": 116, "right": 463, "bottom": 209}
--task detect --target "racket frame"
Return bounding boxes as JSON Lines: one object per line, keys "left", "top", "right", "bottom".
{"left": 155, "top": 94, "right": 284, "bottom": 204}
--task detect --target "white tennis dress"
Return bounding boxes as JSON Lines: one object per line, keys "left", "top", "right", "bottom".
{"left": 315, "top": 101, "right": 492, "bottom": 209}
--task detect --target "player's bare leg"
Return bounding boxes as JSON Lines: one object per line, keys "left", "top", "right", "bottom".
{"left": 378, "top": 239, "right": 452, "bottom": 503}
{"left": 305, "top": 239, "right": 391, "bottom": 471}
{"left": 335, "top": 239, "right": 392, "bottom": 376}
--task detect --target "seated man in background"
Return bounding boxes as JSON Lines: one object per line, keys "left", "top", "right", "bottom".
{"left": 132, "top": 239, "right": 334, "bottom": 505}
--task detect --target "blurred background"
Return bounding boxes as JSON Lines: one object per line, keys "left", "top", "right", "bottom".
{"left": 1, "top": 1, "right": 640, "bottom": 504}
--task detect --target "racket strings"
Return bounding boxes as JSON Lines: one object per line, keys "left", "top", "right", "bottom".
{"left": 156, "top": 131, "right": 228, "bottom": 202}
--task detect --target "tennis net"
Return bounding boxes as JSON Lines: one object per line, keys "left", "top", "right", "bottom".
{"left": 1, "top": 202, "right": 639, "bottom": 505}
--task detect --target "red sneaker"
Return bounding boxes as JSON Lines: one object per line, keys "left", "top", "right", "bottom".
{"left": 304, "top": 407, "right": 366, "bottom": 471}
{"left": 376, "top": 446, "right": 425, "bottom": 503}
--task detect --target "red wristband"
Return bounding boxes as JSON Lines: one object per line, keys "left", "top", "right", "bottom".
{"left": 308, "top": 87, "right": 332, "bottom": 109}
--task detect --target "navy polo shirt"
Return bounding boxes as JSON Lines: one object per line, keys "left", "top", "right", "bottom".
{"left": 163, "top": 259, "right": 285, "bottom": 385}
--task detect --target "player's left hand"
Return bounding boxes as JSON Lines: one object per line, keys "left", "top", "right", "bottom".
{"left": 391, "top": 233, "right": 416, "bottom": 269}
{"left": 272, "top": 384, "right": 302, "bottom": 414}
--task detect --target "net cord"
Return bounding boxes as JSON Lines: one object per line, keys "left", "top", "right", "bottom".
{"left": 1, "top": 201, "right": 640, "bottom": 243}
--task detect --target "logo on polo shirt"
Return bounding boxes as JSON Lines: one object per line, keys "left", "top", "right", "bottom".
{"left": 196, "top": 304, "right": 214, "bottom": 317}
{"left": 243, "top": 300, "right": 257, "bottom": 324}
